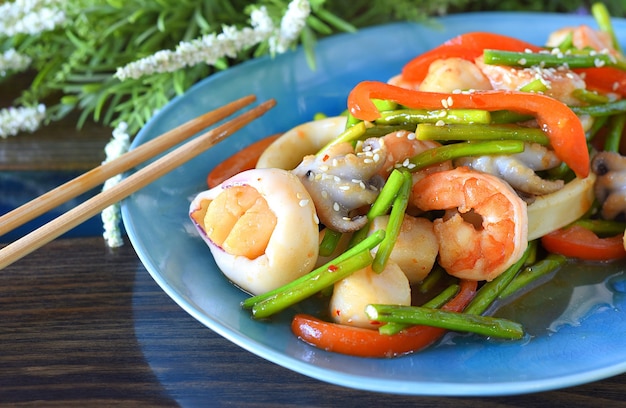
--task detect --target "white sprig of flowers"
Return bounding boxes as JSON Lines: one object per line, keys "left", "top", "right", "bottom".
{"left": 0, "top": 0, "right": 312, "bottom": 247}
{"left": 104, "top": 0, "right": 311, "bottom": 246}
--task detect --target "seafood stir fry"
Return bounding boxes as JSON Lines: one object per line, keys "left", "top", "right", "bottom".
{"left": 189, "top": 6, "right": 626, "bottom": 358}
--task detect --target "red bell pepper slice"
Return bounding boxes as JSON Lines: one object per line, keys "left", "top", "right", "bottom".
{"left": 290, "top": 279, "right": 477, "bottom": 358}
{"left": 401, "top": 32, "right": 543, "bottom": 83}
{"left": 347, "top": 81, "right": 589, "bottom": 178}
{"left": 575, "top": 67, "right": 626, "bottom": 97}
{"left": 541, "top": 224, "right": 626, "bottom": 261}
{"left": 206, "top": 133, "right": 281, "bottom": 188}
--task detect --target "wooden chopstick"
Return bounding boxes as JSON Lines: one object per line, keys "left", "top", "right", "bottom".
{"left": 0, "top": 98, "right": 276, "bottom": 270}
{"left": 0, "top": 94, "right": 257, "bottom": 237}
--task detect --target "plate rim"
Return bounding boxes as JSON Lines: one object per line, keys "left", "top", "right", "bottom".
{"left": 122, "top": 11, "right": 626, "bottom": 396}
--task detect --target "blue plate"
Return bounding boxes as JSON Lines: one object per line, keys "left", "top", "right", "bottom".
{"left": 122, "top": 12, "right": 626, "bottom": 396}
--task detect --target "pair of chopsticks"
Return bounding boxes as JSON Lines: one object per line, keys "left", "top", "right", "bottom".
{"left": 0, "top": 95, "right": 276, "bottom": 270}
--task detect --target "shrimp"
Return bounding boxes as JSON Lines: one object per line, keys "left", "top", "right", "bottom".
{"left": 377, "top": 130, "right": 452, "bottom": 178}
{"left": 417, "top": 57, "right": 493, "bottom": 93}
{"left": 189, "top": 168, "right": 319, "bottom": 295}
{"left": 474, "top": 57, "right": 587, "bottom": 106}
{"left": 330, "top": 260, "right": 411, "bottom": 329}
{"left": 546, "top": 25, "right": 618, "bottom": 55}
{"left": 411, "top": 167, "right": 528, "bottom": 282}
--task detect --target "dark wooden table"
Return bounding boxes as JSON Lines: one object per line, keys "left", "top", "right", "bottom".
{"left": 1, "top": 80, "right": 626, "bottom": 408}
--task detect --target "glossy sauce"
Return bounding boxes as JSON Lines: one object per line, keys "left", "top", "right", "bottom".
{"left": 493, "top": 260, "right": 626, "bottom": 336}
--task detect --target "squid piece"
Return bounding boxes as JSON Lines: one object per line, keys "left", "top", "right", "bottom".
{"left": 291, "top": 139, "right": 386, "bottom": 233}
{"left": 592, "top": 151, "right": 626, "bottom": 220}
{"left": 456, "top": 143, "right": 564, "bottom": 196}
{"left": 189, "top": 168, "right": 319, "bottom": 295}
{"left": 256, "top": 116, "right": 347, "bottom": 170}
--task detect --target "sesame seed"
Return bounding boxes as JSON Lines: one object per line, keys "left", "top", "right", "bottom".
{"left": 299, "top": 199, "right": 309, "bottom": 207}
{"left": 441, "top": 98, "right": 449, "bottom": 109}
{"left": 321, "top": 190, "right": 328, "bottom": 199}
{"left": 339, "top": 185, "right": 350, "bottom": 191}
{"left": 435, "top": 119, "right": 445, "bottom": 127}
{"left": 333, "top": 202, "right": 340, "bottom": 212}
{"left": 446, "top": 96, "right": 454, "bottom": 107}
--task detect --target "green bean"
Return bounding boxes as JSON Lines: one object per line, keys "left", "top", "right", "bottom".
{"left": 242, "top": 229, "right": 385, "bottom": 309}
{"left": 376, "top": 108, "right": 491, "bottom": 126}
{"left": 373, "top": 98, "right": 399, "bottom": 112}
{"left": 372, "top": 170, "right": 411, "bottom": 273}
{"left": 344, "top": 98, "right": 400, "bottom": 130}
{"left": 318, "top": 121, "right": 366, "bottom": 153}
{"left": 573, "top": 219, "right": 626, "bottom": 236}
{"left": 489, "top": 110, "right": 534, "bottom": 124}
{"left": 252, "top": 249, "right": 374, "bottom": 318}
{"left": 587, "top": 115, "right": 609, "bottom": 142}
{"left": 572, "top": 89, "right": 610, "bottom": 105}
{"left": 570, "top": 99, "right": 626, "bottom": 117}
{"left": 463, "top": 243, "right": 533, "bottom": 315}
{"left": 416, "top": 123, "right": 549, "bottom": 145}
{"left": 367, "top": 169, "right": 405, "bottom": 218}
{"left": 408, "top": 140, "right": 525, "bottom": 172}
{"left": 378, "top": 283, "right": 460, "bottom": 335}
{"left": 519, "top": 78, "right": 548, "bottom": 93}
{"left": 483, "top": 49, "right": 626, "bottom": 71}
{"left": 604, "top": 113, "right": 626, "bottom": 153}
{"left": 363, "top": 124, "right": 417, "bottom": 138}
{"left": 318, "top": 229, "right": 342, "bottom": 257}
{"left": 554, "top": 31, "right": 573, "bottom": 52}
{"left": 498, "top": 254, "right": 567, "bottom": 300}
{"left": 592, "top": 2, "right": 622, "bottom": 53}
{"left": 365, "top": 304, "right": 524, "bottom": 340}
{"left": 416, "top": 264, "right": 446, "bottom": 294}
{"left": 348, "top": 169, "right": 405, "bottom": 248}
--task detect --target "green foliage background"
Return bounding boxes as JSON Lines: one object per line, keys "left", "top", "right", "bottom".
{"left": 3, "top": 0, "right": 625, "bottom": 136}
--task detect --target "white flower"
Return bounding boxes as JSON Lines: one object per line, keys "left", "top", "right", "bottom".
{"left": 114, "top": 2, "right": 312, "bottom": 81}
{"left": 0, "top": 104, "right": 46, "bottom": 138}
{"left": 250, "top": 6, "right": 274, "bottom": 36}
{"left": 0, "top": 48, "right": 31, "bottom": 76}
{"left": 101, "top": 122, "right": 131, "bottom": 248}
{"left": 0, "top": 0, "right": 66, "bottom": 36}
{"left": 270, "top": 0, "right": 311, "bottom": 54}
{"left": 115, "top": 21, "right": 270, "bottom": 81}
